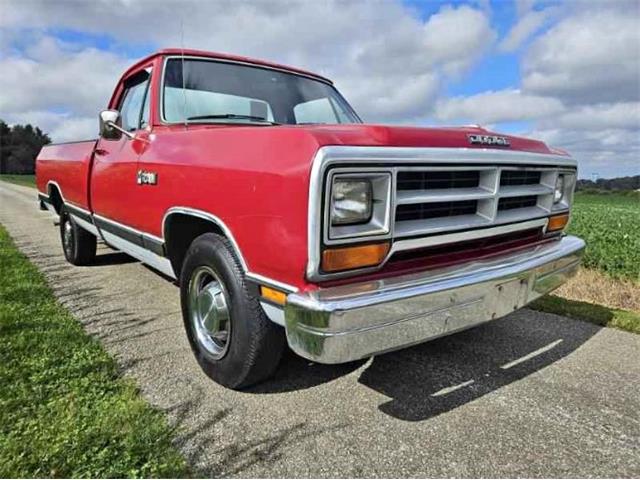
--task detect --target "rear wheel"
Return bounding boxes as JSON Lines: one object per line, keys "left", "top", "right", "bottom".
{"left": 60, "top": 207, "right": 96, "bottom": 265}
{"left": 180, "top": 233, "right": 284, "bottom": 389}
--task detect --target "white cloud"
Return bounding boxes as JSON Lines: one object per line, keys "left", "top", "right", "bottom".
{"left": 538, "top": 102, "right": 640, "bottom": 131}
{"left": 435, "top": 89, "right": 564, "bottom": 124}
{"left": 0, "top": 43, "right": 130, "bottom": 117}
{"left": 0, "top": 1, "right": 495, "bottom": 127}
{"left": 522, "top": 5, "right": 640, "bottom": 104}
{"left": 529, "top": 127, "right": 640, "bottom": 177}
{"left": 499, "top": 5, "right": 558, "bottom": 52}
{"left": 0, "top": 0, "right": 637, "bottom": 178}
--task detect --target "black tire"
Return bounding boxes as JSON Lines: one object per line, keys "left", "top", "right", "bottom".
{"left": 60, "top": 207, "right": 97, "bottom": 265}
{"left": 180, "top": 233, "right": 285, "bottom": 389}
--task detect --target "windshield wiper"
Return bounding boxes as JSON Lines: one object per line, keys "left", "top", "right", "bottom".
{"left": 186, "top": 114, "right": 280, "bottom": 125}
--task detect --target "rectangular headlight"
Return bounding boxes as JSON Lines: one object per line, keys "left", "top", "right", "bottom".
{"left": 331, "top": 179, "right": 372, "bottom": 226}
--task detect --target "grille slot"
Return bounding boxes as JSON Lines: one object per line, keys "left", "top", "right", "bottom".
{"left": 500, "top": 170, "right": 541, "bottom": 186}
{"left": 393, "top": 166, "right": 559, "bottom": 238}
{"left": 396, "top": 201, "right": 477, "bottom": 222}
{"left": 397, "top": 171, "right": 480, "bottom": 190}
{"left": 498, "top": 195, "right": 538, "bottom": 211}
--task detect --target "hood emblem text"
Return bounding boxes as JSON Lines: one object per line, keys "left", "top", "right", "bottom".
{"left": 468, "top": 134, "right": 510, "bottom": 147}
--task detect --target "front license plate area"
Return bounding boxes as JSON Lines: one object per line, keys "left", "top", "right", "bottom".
{"left": 492, "top": 276, "right": 530, "bottom": 319}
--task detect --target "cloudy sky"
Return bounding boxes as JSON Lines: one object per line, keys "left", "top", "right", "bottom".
{"left": 1, "top": 0, "right": 638, "bottom": 178}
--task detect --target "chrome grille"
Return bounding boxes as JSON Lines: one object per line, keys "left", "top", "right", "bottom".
{"left": 394, "top": 166, "right": 560, "bottom": 238}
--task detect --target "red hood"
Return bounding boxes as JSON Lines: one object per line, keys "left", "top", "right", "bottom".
{"left": 299, "top": 124, "right": 567, "bottom": 156}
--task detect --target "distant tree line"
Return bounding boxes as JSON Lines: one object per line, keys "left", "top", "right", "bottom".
{"left": 577, "top": 175, "right": 640, "bottom": 192}
{"left": 0, "top": 119, "right": 51, "bottom": 175}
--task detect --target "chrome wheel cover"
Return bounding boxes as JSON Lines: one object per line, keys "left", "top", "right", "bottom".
{"left": 188, "top": 266, "right": 231, "bottom": 360}
{"left": 63, "top": 220, "right": 73, "bottom": 258}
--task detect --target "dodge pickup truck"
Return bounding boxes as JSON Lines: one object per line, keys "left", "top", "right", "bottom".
{"left": 36, "top": 48, "right": 585, "bottom": 389}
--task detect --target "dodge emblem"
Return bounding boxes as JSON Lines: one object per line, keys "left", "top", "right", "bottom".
{"left": 468, "top": 134, "right": 510, "bottom": 146}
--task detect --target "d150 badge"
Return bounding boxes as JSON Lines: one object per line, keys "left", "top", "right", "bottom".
{"left": 468, "top": 134, "right": 510, "bottom": 146}
{"left": 137, "top": 170, "right": 158, "bottom": 185}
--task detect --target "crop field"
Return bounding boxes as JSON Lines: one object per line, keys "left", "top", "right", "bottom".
{"left": 568, "top": 192, "right": 640, "bottom": 282}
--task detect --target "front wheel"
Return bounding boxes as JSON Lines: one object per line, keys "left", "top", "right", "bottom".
{"left": 60, "top": 207, "right": 96, "bottom": 265}
{"left": 180, "top": 233, "right": 285, "bottom": 389}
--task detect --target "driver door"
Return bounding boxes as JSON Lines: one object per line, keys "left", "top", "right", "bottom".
{"left": 90, "top": 68, "right": 151, "bottom": 231}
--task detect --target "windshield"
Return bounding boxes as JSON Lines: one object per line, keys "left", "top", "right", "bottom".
{"left": 162, "top": 58, "right": 361, "bottom": 125}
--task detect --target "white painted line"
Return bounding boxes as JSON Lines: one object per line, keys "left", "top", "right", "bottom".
{"left": 500, "top": 339, "right": 563, "bottom": 370}
{"left": 431, "top": 379, "right": 475, "bottom": 397}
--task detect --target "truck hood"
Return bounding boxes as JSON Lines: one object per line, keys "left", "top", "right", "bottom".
{"left": 299, "top": 124, "right": 567, "bottom": 156}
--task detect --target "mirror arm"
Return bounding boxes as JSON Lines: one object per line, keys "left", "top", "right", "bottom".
{"left": 106, "top": 121, "right": 135, "bottom": 140}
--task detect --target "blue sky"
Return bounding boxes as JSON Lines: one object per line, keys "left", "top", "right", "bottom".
{"left": 1, "top": 0, "right": 638, "bottom": 178}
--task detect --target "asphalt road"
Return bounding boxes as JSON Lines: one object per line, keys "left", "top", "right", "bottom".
{"left": 1, "top": 180, "right": 639, "bottom": 478}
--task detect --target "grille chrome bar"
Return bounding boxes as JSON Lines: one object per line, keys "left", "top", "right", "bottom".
{"left": 397, "top": 187, "right": 494, "bottom": 204}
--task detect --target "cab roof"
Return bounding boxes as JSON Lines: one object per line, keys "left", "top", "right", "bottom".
{"left": 121, "top": 48, "right": 333, "bottom": 84}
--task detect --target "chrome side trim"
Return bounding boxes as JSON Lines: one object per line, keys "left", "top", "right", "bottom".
{"left": 70, "top": 214, "right": 99, "bottom": 237}
{"left": 162, "top": 207, "right": 249, "bottom": 272}
{"left": 100, "top": 229, "right": 176, "bottom": 279}
{"left": 246, "top": 272, "right": 298, "bottom": 293}
{"left": 46, "top": 180, "right": 64, "bottom": 201}
{"left": 45, "top": 181, "right": 99, "bottom": 219}
{"left": 162, "top": 208, "right": 297, "bottom": 292}
{"left": 93, "top": 213, "right": 164, "bottom": 244}
{"left": 306, "top": 146, "right": 577, "bottom": 282}
{"left": 287, "top": 235, "right": 585, "bottom": 364}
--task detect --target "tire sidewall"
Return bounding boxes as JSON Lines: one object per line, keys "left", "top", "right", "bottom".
{"left": 180, "top": 234, "right": 260, "bottom": 388}
{"left": 60, "top": 209, "right": 76, "bottom": 263}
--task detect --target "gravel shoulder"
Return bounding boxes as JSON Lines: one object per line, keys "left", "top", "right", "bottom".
{"left": 1, "top": 180, "right": 639, "bottom": 478}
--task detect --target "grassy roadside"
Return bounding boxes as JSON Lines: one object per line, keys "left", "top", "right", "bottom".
{"left": 0, "top": 224, "right": 189, "bottom": 478}
{"left": 531, "top": 192, "right": 640, "bottom": 334}
{"left": 0, "top": 174, "right": 36, "bottom": 188}
{"left": 530, "top": 295, "right": 640, "bottom": 335}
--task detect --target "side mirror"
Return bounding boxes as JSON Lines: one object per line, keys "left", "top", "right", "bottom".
{"left": 99, "top": 109, "right": 134, "bottom": 140}
{"left": 99, "top": 110, "right": 122, "bottom": 140}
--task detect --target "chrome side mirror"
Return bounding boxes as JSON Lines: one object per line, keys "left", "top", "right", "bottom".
{"left": 99, "top": 110, "right": 122, "bottom": 140}
{"left": 99, "top": 110, "right": 134, "bottom": 140}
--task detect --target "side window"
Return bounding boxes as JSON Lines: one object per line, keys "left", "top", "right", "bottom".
{"left": 119, "top": 70, "right": 151, "bottom": 132}
{"left": 140, "top": 84, "right": 151, "bottom": 129}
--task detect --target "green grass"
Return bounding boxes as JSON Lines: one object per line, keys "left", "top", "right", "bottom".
{"left": 568, "top": 192, "right": 640, "bottom": 282}
{"left": 531, "top": 294, "right": 640, "bottom": 335}
{"left": 0, "top": 174, "right": 36, "bottom": 188}
{"left": 0, "top": 224, "right": 189, "bottom": 478}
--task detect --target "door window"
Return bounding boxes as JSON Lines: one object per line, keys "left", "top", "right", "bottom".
{"left": 119, "top": 70, "right": 151, "bottom": 132}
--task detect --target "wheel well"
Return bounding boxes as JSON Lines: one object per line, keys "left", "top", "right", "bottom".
{"left": 164, "top": 214, "right": 225, "bottom": 277}
{"left": 47, "top": 184, "right": 63, "bottom": 214}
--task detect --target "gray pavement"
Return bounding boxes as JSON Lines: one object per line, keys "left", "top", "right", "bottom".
{"left": 1, "top": 180, "right": 639, "bottom": 478}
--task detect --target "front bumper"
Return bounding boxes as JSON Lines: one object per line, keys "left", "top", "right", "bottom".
{"left": 284, "top": 235, "right": 585, "bottom": 364}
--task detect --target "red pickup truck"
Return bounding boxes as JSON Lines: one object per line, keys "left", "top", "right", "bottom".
{"left": 36, "top": 48, "right": 585, "bottom": 389}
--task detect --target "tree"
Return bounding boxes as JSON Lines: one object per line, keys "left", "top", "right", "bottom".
{"left": 0, "top": 119, "right": 52, "bottom": 174}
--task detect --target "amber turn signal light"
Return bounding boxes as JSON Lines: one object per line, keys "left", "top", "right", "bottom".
{"left": 260, "top": 285, "right": 287, "bottom": 305}
{"left": 321, "top": 242, "right": 390, "bottom": 272}
{"left": 547, "top": 213, "right": 570, "bottom": 232}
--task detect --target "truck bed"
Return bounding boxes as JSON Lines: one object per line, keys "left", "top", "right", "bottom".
{"left": 36, "top": 139, "right": 97, "bottom": 210}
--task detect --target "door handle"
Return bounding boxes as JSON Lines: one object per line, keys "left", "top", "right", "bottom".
{"left": 94, "top": 148, "right": 108, "bottom": 156}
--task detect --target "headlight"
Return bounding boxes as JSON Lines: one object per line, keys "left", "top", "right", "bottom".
{"left": 331, "top": 179, "right": 372, "bottom": 225}
{"left": 554, "top": 175, "right": 565, "bottom": 203}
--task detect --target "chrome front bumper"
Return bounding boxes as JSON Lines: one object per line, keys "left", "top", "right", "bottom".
{"left": 284, "top": 235, "right": 585, "bottom": 364}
